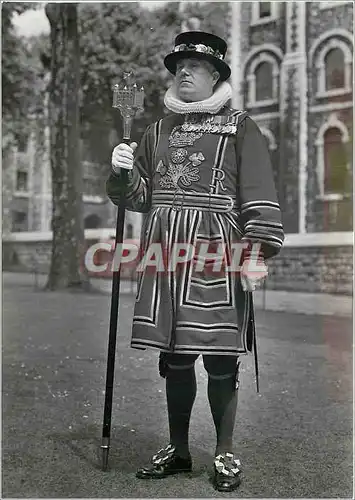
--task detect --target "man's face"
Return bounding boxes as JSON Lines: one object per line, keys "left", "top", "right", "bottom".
{"left": 175, "top": 58, "right": 219, "bottom": 102}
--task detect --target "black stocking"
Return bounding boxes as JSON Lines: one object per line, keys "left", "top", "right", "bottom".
{"left": 166, "top": 361, "right": 197, "bottom": 459}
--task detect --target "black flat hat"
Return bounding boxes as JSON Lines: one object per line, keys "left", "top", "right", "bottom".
{"left": 164, "top": 31, "right": 231, "bottom": 81}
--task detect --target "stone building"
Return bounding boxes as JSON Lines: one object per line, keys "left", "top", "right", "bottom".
{"left": 227, "top": 1, "right": 353, "bottom": 293}
{"left": 229, "top": 1, "right": 353, "bottom": 234}
{"left": 4, "top": 74, "right": 141, "bottom": 240}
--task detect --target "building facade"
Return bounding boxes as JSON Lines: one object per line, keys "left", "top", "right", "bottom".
{"left": 230, "top": 1, "right": 353, "bottom": 234}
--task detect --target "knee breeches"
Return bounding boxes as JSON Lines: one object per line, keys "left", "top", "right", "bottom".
{"left": 159, "top": 352, "right": 240, "bottom": 382}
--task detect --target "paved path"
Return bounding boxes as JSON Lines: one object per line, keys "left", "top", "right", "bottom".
{"left": 2, "top": 275, "right": 353, "bottom": 498}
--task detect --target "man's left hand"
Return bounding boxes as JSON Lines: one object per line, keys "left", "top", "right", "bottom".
{"left": 240, "top": 258, "right": 268, "bottom": 292}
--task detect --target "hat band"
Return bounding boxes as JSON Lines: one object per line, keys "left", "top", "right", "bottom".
{"left": 173, "top": 43, "right": 224, "bottom": 60}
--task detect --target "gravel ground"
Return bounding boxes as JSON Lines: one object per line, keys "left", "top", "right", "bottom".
{"left": 2, "top": 276, "right": 353, "bottom": 498}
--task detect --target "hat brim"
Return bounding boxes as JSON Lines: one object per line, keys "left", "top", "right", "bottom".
{"left": 164, "top": 51, "right": 231, "bottom": 82}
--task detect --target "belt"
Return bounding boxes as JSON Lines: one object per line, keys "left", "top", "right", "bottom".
{"left": 151, "top": 190, "right": 237, "bottom": 213}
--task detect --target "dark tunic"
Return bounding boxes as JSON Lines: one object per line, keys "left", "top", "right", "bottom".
{"left": 107, "top": 107, "right": 284, "bottom": 357}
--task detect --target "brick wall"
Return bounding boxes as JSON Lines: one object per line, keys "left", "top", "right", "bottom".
{"left": 3, "top": 231, "right": 353, "bottom": 295}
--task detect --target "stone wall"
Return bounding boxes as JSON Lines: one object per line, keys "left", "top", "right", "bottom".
{"left": 3, "top": 231, "right": 353, "bottom": 295}
{"left": 307, "top": 2, "right": 353, "bottom": 52}
{"left": 267, "top": 242, "right": 353, "bottom": 295}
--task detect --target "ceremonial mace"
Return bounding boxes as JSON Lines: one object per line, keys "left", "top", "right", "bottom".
{"left": 101, "top": 72, "right": 144, "bottom": 470}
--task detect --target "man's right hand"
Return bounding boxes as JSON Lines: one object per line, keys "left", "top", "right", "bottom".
{"left": 111, "top": 142, "right": 137, "bottom": 174}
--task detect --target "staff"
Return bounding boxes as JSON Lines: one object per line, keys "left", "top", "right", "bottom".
{"left": 101, "top": 72, "right": 144, "bottom": 471}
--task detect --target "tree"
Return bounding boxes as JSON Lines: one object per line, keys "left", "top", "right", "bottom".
{"left": 77, "top": 2, "right": 182, "bottom": 169}
{"left": 45, "top": 3, "right": 89, "bottom": 290}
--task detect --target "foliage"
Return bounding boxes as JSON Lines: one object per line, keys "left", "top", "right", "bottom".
{"left": 182, "top": 2, "right": 231, "bottom": 40}
{"left": 77, "top": 2, "right": 183, "bottom": 165}
{"left": 4, "top": 2, "right": 232, "bottom": 161}
{"left": 1, "top": 3, "right": 42, "bottom": 148}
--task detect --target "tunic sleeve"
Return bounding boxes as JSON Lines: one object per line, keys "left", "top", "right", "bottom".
{"left": 237, "top": 116, "right": 284, "bottom": 259}
{"left": 106, "top": 123, "right": 154, "bottom": 213}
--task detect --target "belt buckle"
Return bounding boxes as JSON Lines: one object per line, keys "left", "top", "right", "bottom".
{"left": 172, "top": 189, "right": 184, "bottom": 212}
{"left": 224, "top": 196, "right": 234, "bottom": 213}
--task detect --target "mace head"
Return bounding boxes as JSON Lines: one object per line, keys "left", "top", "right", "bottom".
{"left": 112, "top": 71, "right": 144, "bottom": 116}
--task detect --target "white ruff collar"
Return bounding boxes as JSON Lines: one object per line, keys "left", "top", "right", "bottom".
{"left": 164, "top": 81, "right": 232, "bottom": 114}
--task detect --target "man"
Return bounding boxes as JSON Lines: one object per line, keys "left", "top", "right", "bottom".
{"left": 106, "top": 31, "right": 284, "bottom": 492}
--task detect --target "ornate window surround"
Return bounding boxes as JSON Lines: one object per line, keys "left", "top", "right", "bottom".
{"left": 315, "top": 38, "right": 352, "bottom": 98}
{"left": 259, "top": 127, "right": 277, "bottom": 151}
{"left": 315, "top": 114, "right": 350, "bottom": 201}
{"left": 251, "top": 2, "right": 279, "bottom": 25}
{"left": 309, "top": 28, "right": 353, "bottom": 61}
{"left": 246, "top": 53, "right": 280, "bottom": 107}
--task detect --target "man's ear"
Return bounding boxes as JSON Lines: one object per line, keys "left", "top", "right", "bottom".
{"left": 212, "top": 71, "right": 220, "bottom": 85}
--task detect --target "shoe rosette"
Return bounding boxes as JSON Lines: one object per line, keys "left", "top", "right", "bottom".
{"left": 214, "top": 452, "right": 242, "bottom": 477}
{"left": 151, "top": 444, "right": 176, "bottom": 465}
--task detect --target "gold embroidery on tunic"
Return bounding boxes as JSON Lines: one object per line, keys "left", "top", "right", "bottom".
{"left": 157, "top": 151, "right": 205, "bottom": 190}
{"left": 181, "top": 112, "right": 243, "bottom": 135}
{"left": 168, "top": 126, "right": 203, "bottom": 148}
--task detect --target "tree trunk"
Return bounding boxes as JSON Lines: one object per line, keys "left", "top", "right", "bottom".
{"left": 45, "top": 3, "right": 89, "bottom": 290}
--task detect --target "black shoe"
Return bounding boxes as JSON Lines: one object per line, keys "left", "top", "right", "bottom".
{"left": 136, "top": 444, "right": 192, "bottom": 479}
{"left": 213, "top": 453, "right": 242, "bottom": 492}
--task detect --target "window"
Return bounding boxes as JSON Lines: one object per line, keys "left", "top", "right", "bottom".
{"left": 316, "top": 117, "right": 352, "bottom": 231}
{"left": 251, "top": 2, "right": 278, "bottom": 24}
{"left": 84, "top": 214, "right": 102, "bottom": 229}
{"left": 323, "top": 127, "right": 350, "bottom": 195}
{"left": 12, "top": 211, "right": 28, "bottom": 232}
{"left": 16, "top": 170, "right": 28, "bottom": 192}
{"left": 83, "top": 160, "right": 102, "bottom": 197}
{"left": 259, "top": 2, "right": 271, "bottom": 18}
{"left": 316, "top": 115, "right": 351, "bottom": 200}
{"left": 17, "top": 135, "right": 28, "bottom": 153}
{"left": 314, "top": 37, "right": 352, "bottom": 97}
{"left": 246, "top": 52, "right": 280, "bottom": 107}
{"left": 255, "top": 62, "right": 273, "bottom": 101}
{"left": 325, "top": 48, "right": 345, "bottom": 90}
{"left": 83, "top": 177, "right": 102, "bottom": 197}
